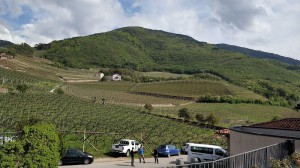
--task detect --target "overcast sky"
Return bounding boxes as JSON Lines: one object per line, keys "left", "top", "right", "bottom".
{"left": 0, "top": 0, "right": 299, "bottom": 60}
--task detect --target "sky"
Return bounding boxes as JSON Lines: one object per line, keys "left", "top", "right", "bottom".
{"left": 0, "top": 0, "right": 299, "bottom": 60}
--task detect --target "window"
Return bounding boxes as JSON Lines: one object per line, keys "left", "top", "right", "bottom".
{"left": 215, "top": 149, "right": 225, "bottom": 156}
{"left": 190, "top": 146, "right": 213, "bottom": 154}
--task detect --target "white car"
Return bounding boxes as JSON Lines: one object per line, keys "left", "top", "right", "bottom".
{"left": 187, "top": 143, "right": 227, "bottom": 162}
{"left": 111, "top": 139, "right": 140, "bottom": 157}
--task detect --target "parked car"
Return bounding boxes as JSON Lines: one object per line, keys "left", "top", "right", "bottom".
{"left": 59, "top": 149, "right": 94, "bottom": 165}
{"left": 111, "top": 139, "right": 140, "bottom": 157}
{"left": 157, "top": 144, "right": 180, "bottom": 157}
{"left": 181, "top": 143, "right": 194, "bottom": 154}
{"left": 187, "top": 144, "right": 227, "bottom": 162}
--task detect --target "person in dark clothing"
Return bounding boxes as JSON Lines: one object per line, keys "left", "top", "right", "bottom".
{"left": 153, "top": 148, "right": 159, "bottom": 164}
{"left": 130, "top": 147, "right": 135, "bottom": 167}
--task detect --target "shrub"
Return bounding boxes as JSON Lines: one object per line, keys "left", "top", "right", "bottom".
{"left": 144, "top": 103, "right": 153, "bottom": 112}
{"left": 178, "top": 108, "right": 191, "bottom": 120}
{"left": 206, "top": 113, "right": 219, "bottom": 126}
{"left": 195, "top": 114, "right": 205, "bottom": 123}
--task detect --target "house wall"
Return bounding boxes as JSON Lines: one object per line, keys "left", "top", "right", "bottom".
{"left": 230, "top": 130, "right": 300, "bottom": 155}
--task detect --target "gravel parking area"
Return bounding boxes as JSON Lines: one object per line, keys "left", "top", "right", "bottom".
{"left": 59, "top": 155, "right": 188, "bottom": 168}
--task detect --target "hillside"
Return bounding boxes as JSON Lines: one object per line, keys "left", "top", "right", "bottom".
{"left": 39, "top": 26, "right": 300, "bottom": 106}
{"left": 216, "top": 43, "right": 300, "bottom": 66}
{"left": 0, "top": 40, "right": 14, "bottom": 48}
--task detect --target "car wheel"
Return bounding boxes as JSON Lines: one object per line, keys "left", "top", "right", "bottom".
{"left": 58, "top": 160, "right": 62, "bottom": 166}
{"left": 84, "top": 159, "right": 90, "bottom": 164}
{"left": 126, "top": 150, "right": 130, "bottom": 157}
{"left": 167, "top": 153, "right": 170, "bottom": 158}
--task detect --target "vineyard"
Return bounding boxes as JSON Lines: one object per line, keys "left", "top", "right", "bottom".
{"left": 151, "top": 103, "right": 300, "bottom": 127}
{"left": 64, "top": 82, "right": 190, "bottom": 105}
{"left": 64, "top": 80, "right": 265, "bottom": 105}
{"left": 0, "top": 93, "right": 225, "bottom": 157}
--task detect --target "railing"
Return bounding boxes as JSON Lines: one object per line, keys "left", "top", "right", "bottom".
{"left": 163, "top": 140, "right": 293, "bottom": 168}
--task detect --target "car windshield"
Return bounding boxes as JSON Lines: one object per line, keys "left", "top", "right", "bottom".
{"left": 158, "top": 145, "right": 166, "bottom": 149}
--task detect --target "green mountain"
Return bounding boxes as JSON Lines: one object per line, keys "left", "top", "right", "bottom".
{"left": 216, "top": 43, "right": 300, "bottom": 66}
{"left": 0, "top": 40, "right": 14, "bottom": 48}
{"left": 39, "top": 27, "right": 300, "bottom": 105}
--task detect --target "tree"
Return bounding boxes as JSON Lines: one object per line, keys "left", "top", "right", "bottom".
{"left": 206, "top": 113, "right": 219, "bottom": 126}
{"left": 195, "top": 114, "right": 205, "bottom": 123}
{"left": 0, "top": 123, "right": 60, "bottom": 168}
{"left": 144, "top": 103, "right": 153, "bottom": 112}
{"left": 178, "top": 108, "right": 191, "bottom": 120}
{"left": 16, "top": 84, "right": 29, "bottom": 93}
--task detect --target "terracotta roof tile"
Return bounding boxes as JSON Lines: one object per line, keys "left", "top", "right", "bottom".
{"left": 250, "top": 118, "right": 300, "bottom": 131}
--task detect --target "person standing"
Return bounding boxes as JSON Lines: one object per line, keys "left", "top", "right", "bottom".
{"left": 153, "top": 148, "right": 159, "bottom": 164}
{"left": 139, "top": 145, "right": 145, "bottom": 163}
{"left": 130, "top": 147, "right": 135, "bottom": 167}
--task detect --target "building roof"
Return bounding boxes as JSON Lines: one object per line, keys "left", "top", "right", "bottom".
{"left": 250, "top": 118, "right": 300, "bottom": 131}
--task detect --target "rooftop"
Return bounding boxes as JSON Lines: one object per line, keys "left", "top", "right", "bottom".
{"left": 250, "top": 118, "right": 300, "bottom": 131}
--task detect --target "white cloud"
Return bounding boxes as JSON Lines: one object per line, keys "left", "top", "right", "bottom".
{"left": 0, "top": 0, "right": 299, "bottom": 60}
{"left": 0, "top": 25, "right": 12, "bottom": 41}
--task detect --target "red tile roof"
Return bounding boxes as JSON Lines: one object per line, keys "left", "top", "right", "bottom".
{"left": 250, "top": 118, "right": 300, "bottom": 131}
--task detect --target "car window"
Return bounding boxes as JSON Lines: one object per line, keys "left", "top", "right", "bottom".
{"left": 158, "top": 145, "right": 166, "bottom": 149}
{"left": 215, "top": 149, "right": 225, "bottom": 156}
{"left": 66, "top": 150, "right": 79, "bottom": 157}
{"left": 121, "top": 141, "right": 130, "bottom": 145}
{"left": 190, "top": 146, "right": 213, "bottom": 154}
{"left": 135, "top": 141, "right": 139, "bottom": 145}
{"left": 131, "top": 141, "right": 134, "bottom": 145}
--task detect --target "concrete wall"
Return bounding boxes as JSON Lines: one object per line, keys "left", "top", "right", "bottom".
{"left": 230, "top": 130, "right": 300, "bottom": 155}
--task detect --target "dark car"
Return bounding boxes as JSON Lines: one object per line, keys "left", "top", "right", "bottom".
{"left": 59, "top": 149, "right": 94, "bottom": 165}
{"left": 157, "top": 144, "right": 180, "bottom": 157}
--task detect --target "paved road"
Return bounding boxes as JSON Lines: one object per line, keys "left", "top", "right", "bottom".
{"left": 60, "top": 155, "right": 188, "bottom": 168}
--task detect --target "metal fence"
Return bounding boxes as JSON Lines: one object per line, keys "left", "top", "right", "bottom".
{"left": 164, "top": 140, "right": 293, "bottom": 168}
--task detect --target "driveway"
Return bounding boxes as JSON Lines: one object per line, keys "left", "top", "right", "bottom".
{"left": 59, "top": 155, "right": 188, "bottom": 168}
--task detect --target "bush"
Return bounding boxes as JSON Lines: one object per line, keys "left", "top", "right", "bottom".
{"left": 144, "top": 103, "right": 153, "bottom": 112}
{"left": 178, "top": 108, "right": 191, "bottom": 120}
{"left": 206, "top": 113, "right": 219, "bottom": 126}
{"left": 195, "top": 114, "right": 205, "bottom": 123}
{"left": 0, "top": 123, "right": 60, "bottom": 168}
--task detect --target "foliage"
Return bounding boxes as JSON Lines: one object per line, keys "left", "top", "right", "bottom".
{"left": 290, "top": 152, "right": 300, "bottom": 162}
{"left": 144, "top": 103, "right": 153, "bottom": 112}
{"left": 0, "top": 123, "right": 60, "bottom": 168}
{"left": 195, "top": 114, "right": 205, "bottom": 123}
{"left": 270, "top": 158, "right": 291, "bottom": 168}
{"left": 20, "top": 123, "right": 60, "bottom": 168}
{"left": 0, "top": 141, "right": 24, "bottom": 168}
{"left": 205, "top": 113, "right": 220, "bottom": 126}
{"left": 16, "top": 84, "right": 29, "bottom": 93}
{"left": 10, "top": 43, "right": 34, "bottom": 57}
{"left": 178, "top": 108, "right": 191, "bottom": 120}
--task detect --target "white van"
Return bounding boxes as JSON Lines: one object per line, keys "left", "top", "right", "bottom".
{"left": 187, "top": 144, "right": 227, "bottom": 162}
